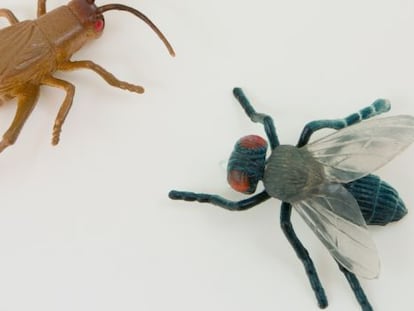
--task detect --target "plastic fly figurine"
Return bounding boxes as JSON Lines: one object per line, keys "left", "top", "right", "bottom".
{"left": 0, "top": 0, "right": 175, "bottom": 153}
{"left": 169, "top": 88, "right": 414, "bottom": 311}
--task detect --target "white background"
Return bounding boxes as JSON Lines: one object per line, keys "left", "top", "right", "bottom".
{"left": 0, "top": 0, "right": 413, "bottom": 310}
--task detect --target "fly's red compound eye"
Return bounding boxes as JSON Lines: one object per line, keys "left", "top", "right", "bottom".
{"left": 227, "top": 134, "right": 268, "bottom": 194}
{"left": 227, "top": 170, "right": 251, "bottom": 194}
{"left": 94, "top": 18, "right": 105, "bottom": 32}
{"left": 239, "top": 135, "right": 267, "bottom": 150}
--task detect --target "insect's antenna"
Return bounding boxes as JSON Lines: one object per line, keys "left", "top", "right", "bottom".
{"left": 98, "top": 4, "right": 175, "bottom": 56}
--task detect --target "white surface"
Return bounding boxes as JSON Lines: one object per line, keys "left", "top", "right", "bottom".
{"left": 0, "top": 0, "right": 413, "bottom": 310}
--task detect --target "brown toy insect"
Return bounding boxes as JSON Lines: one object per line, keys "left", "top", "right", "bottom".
{"left": 0, "top": 0, "right": 175, "bottom": 153}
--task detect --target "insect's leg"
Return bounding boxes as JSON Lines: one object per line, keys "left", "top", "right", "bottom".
{"left": 41, "top": 76, "right": 75, "bottom": 145}
{"left": 337, "top": 263, "right": 373, "bottom": 311}
{"left": 0, "top": 9, "right": 19, "bottom": 24}
{"left": 297, "top": 98, "right": 391, "bottom": 147}
{"left": 0, "top": 85, "right": 40, "bottom": 153}
{"left": 169, "top": 190, "right": 270, "bottom": 211}
{"left": 280, "top": 202, "right": 328, "bottom": 309}
{"left": 58, "top": 61, "right": 145, "bottom": 94}
{"left": 37, "top": 0, "right": 47, "bottom": 17}
{"left": 233, "top": 88, "right": 280, "bottom": 149}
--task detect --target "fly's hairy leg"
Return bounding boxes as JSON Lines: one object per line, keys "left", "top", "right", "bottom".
{"left": 0, "top": 85, "right": 40, "bottom": 153}
{"left": 58, "top": 60, "right": 145, "bottom": 94}
{"left": 169, "top": 190, "right": 270, "bottom": 211}
{"left": 233, "top": 87, "right": 279, "bottom": 149}
{"left": 0, "top": 9, "right": 19, "bottom": 24}
{"left": 337, "top": 262, "right": 373, "bottom": 311}
{"left": 37, "top": 0, "right": 47, "bottom": 17}
{"left": 41, "top": 76, "right": 75, "bottom": 145}
{"left": 297, "top": 99, "right": 390, "bottom": 147}
{"left": 280, "top": 202, "right": 328, "bottom": 309}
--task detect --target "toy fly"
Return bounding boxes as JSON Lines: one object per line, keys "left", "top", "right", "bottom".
{"left": 0, "top": 0, "right": 175, "bottom": 153}
{"left": 169, "top": 88, "right": 414, "bottom": 311}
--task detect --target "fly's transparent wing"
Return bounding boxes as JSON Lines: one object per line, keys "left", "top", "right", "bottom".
{"left": 304, "top": 116, "right": 414, "bottom": 183}
{"left": 293, "top": 183, "right": 380, "bottom": 279}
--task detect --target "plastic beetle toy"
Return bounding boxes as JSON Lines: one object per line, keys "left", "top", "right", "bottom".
{"left": 0, "top": 0, "right": 175, "bottom": 153}
{"left": 169, "top": 88, "right": 414, "bottom": 311}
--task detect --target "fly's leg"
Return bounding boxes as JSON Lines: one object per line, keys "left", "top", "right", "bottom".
{"left": 41, "top": 76, "right": 75, "bottom": 145}
{"left": 170, "top": 190, "right": 327, "bottom": 308}
{"left": 297, "top": 98, "right": 390, "bottom": 147}
{"left": 169, "top": 190, "right": 270, "bottom": 211}
{"left": 0, "top": 85, "right": 40, "bottom": 153}
{"left": 337, "top": 262, "right": 373, "bottom": 311}
{"left": 280, "top": 202, "right": 328, "bottom": 309}
{"left": 0, "top": 9, "right": 19, "bottom": 24}
{"left": 37, "top": 0, "right": 47, "bottom": 17}
{"left": 233, "top": 87, "right": 280, "bottom": 149}
{"left": 58, "top": 60, "right": 145, "bottom": 94}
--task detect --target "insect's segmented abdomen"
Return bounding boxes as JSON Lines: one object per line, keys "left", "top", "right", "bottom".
{"left": 344, "top": 174, "right": 407, "bottom": 225}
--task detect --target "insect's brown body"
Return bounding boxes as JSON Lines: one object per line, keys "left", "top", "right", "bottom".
{"left": 0, "top": 8, "right": 75, "bottom": 94}
{"left": 0, "top": 0, "right": 174, "bottom": 152}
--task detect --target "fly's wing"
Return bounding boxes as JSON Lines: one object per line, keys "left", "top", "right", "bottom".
{"left": 0, "top": 21, "right": 55, "bottom": 91}
{"left": 304, "top": 116, "right": 414, "bottom": 183}
{"left": 293, "top": 183, "right": 380, "bottom": 279}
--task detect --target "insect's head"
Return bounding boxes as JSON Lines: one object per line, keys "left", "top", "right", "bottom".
{"left": 68, "top": 0, "right": 105, "bottom": 38}
{"left": 68, "top": 0, "right": 175, "bottom": 56}
{"left": 227, "top": 135, "right": 268, "bottom": 194}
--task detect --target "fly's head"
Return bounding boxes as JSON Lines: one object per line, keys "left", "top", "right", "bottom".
{"left": 227, "top": 135, "right": 268, "bottom": 194}
{"left": 68, "top": 0, "right": 105, "bottom": 39}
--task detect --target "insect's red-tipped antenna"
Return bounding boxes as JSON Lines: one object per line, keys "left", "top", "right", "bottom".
{"left": 97, "top": 4, "right": 175, "bottom": 56}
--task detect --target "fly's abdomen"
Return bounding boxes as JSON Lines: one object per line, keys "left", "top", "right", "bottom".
{"left": 344, "top": 174, "right": 407, "bottom": 225}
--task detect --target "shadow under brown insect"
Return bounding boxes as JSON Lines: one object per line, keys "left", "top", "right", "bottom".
{"left": 0, "top": 0, "right": 175, "bottom": 153}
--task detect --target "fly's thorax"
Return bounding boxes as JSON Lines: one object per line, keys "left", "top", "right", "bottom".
{"left": 263, "top": 145, "right": 325, "bottom": 202}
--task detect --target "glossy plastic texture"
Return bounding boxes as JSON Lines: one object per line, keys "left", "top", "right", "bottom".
{"left": 305, "top": 115, "right": 414, "bottom": 183}
{"left": 0, "top": 0, "right": 175, "bottom": 153}
{"left": 293, "top": 183, "right": 380, "bottom": 279}
{"left": 169, "top": 88, "right": 414, "bottom": 311}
